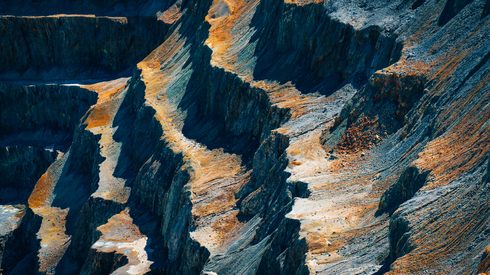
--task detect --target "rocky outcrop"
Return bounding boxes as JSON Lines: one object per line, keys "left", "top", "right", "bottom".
{"left": 0, "top": 83, "right": 97, "bottom": 146}
{"left": 376, "top": 166, "right": 430, "bottom": 216}
{"left": 438, "top": 0, "right": 476, "bottom": 26}
{"left": 0, "top": 15, "right": 169, "bottom": 80}
{"left": 323, "top": 64, "right": 428, "bottom": 152}
{"left": 51, "top": 126, "right": 103, "bottom": 228}
{"left": 0, "top": 146, "right": 57, "bottom": 204}
{"left": 252, "top": 0, "right": 401, "bottom": 95}
{"left": 0, "top": 205, "right": 25, "bottom": 267}
{"left": 238, "top": 132, "right": 290, "bottom": 218}
{"left": 80, "top": 250, "right": 128, "bottom": 275}
{"left": 0, "top": 208, "right": 41, "bottom": 274}
{"left": 112, "top": 75, "right": 163, "bottom": 181}
{"left": 182, "top": 63, "right": 290, "bottom": 162}
{"left": 0, "top": 0, "right": 177, "bottom": 16}
{"left": 56, "top": 198, "right": 125, "bottom": 274}
{"left": 0, "top": 0, "right": 488, "bottom": 274}
{"left": 0, "top": 83, "right": 96, "bottom": 205}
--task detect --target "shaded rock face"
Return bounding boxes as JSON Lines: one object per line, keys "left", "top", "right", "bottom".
{"left": 57, "top": 199, "right": 125, "bottom": 274}
{"left": 1, "top": 208, "right": 41, "bottom": 274}
{"left": 238, "top": 132, "right": 291, "bottom": 218}
{"left": 438, "top": 0, "right": 476, "bottom": 26}
{"left": 112, "top": 75, "right": 164, "bottom": 180}
{"left": 81, "top": 250, "right": 128, "bottom": 275}
{"left": 0, "top": 146, "right": 57, "bottom": 204}
{"left": 484, "top": 0, "right": 490, "bottom": 17}
{"left": 181, "top": 54, "right": 291, "bottom": 163}
{"left": 376, "top": 166, "right": 430, "bottom": 216}
{"left": 323, "top": 66, "right": 427, "bottom": 152}
{"left": 0, "top": 0, "right": 175, "bottom": 16}
{"left": 0, "top": 83, "right": 97, "bottom": 146}
{"left": 52, "top": 127, "right": 103, "bottom": 230}
{"left": 252, "top": 0, "right": 401, "bottom": 95}
{"left": 0, "top": 0, "right": 488, "bottom": 274}
{"left": 384, "top": 162, "right": 490, "bottom": 274}
{"left": 0, "top": 16, "right": 168, "bottom": 80}
{"left": 0, "top": 83, "right": 96, "bottom": 204}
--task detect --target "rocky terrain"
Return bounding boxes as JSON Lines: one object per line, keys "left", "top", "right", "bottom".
{"left": 0, "top": 0, "right": 488, "bottom": 274}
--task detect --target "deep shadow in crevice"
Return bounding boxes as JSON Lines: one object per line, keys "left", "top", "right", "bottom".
{"left": 376, "top": 166, "right": 430, "bottom": 216}
{"left": 128, "top": 204, "right": 168, "bottom": 273}
{"left": 56, "top": 198, "right": 125, "bottom": 274}
{"left": 112, "top": 74, "right": 163, "bottom": 184}
{"left": 0, "top": 0, "right": 176, "bottom": 16}
{"left": 0, "top": 146, "right": 57, "bottom": 204}
{"left": 438, "top": 0, "right": 475, "bottom": 26}
{"left": 411, "top": 0, "right": 426, "bottom": 9}
{"left": 81, "top": 247, "right": 129, "bottom": 274}
{"left": 52, "top": 126, "right": 102, "bottom": 234}
{"left": 0, "top": 208, "right": 42, "bottom": 274}
{"left": 179, "top": 36, "right": 290, "bottom": 166}
{"left": 0, "top": 16, "right": 170, "bottom": 81}
{"left": 250, "top": 0, "right": 401, "bottom": 96}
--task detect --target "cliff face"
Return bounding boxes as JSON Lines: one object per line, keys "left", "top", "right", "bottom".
{"left": 0, "top": 0, "right": 488, "bottom": 274}
{"left": 0, "top": 0, "right": 176, "bottom": 16}
{"left": 0, "top": 16, "right": 168, "bottom": 80}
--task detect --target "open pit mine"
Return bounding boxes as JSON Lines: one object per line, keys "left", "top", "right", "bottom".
{"left": 0, "top": 0, "right": 489, "bottom": 274}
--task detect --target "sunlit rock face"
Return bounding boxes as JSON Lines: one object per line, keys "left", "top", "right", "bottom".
{"left": 0, "top": 0, "right": 488, "bottom": 274}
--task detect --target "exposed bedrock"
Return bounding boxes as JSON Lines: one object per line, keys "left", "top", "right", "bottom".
{"left": 105, "top": 2, "right": 310, "bottom": 270}
{"left": 51, "top": 83, "right": 149, "bottom": 273}
{"left": 56, "top": 198, "right": 125, "bottom": 274}
{"left": 0, "top": 0, "right": 487, "bottom": 273}
{"left": 24, "top": 125, "right": 108, "bottom": 274}
{"left": 0, "top": 0, "right": 177, "bottom": 16}
{"left": 0, "top": 208, "right": 42, "bottom": 274}
{"left": 0, "top": 146, "right": 57, "bottom": 204}
{"left": 130, "top": 142, "right": 209, "bottom": 274}
{"left": 238, "top": 132, "right": 291, "bottom": 218}
{"left": 45, "top": 118, "right": 121, "bottom": 274}
{"left": 0, "top": 83, "right": 96, "bottom": 204}
{"left": 0, "top": 15, "right": 169, "bottom": 80}
{"left": 80, "top": 250, "right": 128, "bottom": 275}
{"left": 376, "top": 166, "right": 430, "bottom": 216}
{"left": 0, "top": 83, "right": 97, "bottom": 147}
{"left": 95, "top": 15, "right": 302, "bottom": 270}
{"left": 52, "top": 126, "right": 103, "bottom": 225}
{"left": 117, "top": 72, "right": 209, "bottom": 274}
{"left": 383, "top": 159, "right": 490, "bottom": 274}
{"left": 129, "top": 127, "right": 307, "bottom": 274}
{"left": 112, "top": 74, "right": 163, "bottom": 182}
{"left": 180, "top": 2, "right": 310, "bottom": 268}
{"left": 438, "top": 0, "right": 476, "bottom": 26}
{"left": 323, "top": 66, "right": 427, "bottom": 152}
{"left": 234, "top": 132, "right": 309, "bottom": 274}
{"left": 251, "top": 0, "right": 402, "bottom": 95}
{"left": 181, "top": 45, "right": 290, "bottom": 163}
{"left": 177, "top": 0, "right": 396, "bottom": 272}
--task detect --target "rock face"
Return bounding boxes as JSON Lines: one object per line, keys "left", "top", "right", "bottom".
{"left": 0, "top": 16, "right": 168, "bottom": 80}
{"left": 0, "top": 0, "right": 488, "bottom": 274}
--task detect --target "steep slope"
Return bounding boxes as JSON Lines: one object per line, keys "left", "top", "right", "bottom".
{"left": 0, "top": 0, "right": 488, "bottom": 274}
{"left": 0, "top": 15, "right": 168, "bottom": 80}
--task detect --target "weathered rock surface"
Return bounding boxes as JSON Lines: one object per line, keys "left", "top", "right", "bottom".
{"left": 0, "top": 0, "right": 488, "bottom": 274}
{"left": 0, "top": 15, "right": 169, "bottom": 80}
{"left": 0, "top": 0, "right": 176, "bottom": 16}
{"left": 0, "top": 146, "right": 57, "bottom": 204}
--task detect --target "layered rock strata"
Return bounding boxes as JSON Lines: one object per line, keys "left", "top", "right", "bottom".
{"left": 0, "top": 0, "right": 488, "bottom": 274}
